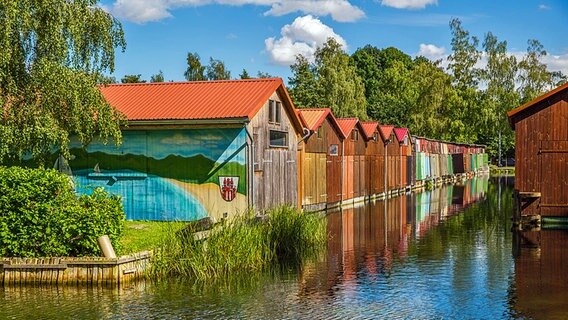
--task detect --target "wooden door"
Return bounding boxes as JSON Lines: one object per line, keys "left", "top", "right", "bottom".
{"left": 539, "top": 140, "right": 568, "bottom": 217}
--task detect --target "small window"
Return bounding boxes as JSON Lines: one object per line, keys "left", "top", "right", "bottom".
{"left": 329, "top": 144, "right": 339, "bottom": 156}
{"left": 317, "top": 127, "right": 323, "bottom": 139}
{"left": 351, "top": 129, "right": 358, "bottom": 141}
{"left": 373, "top": 132, "right": 378, "bottom": 143}
{"left": 270, "top": 130, "right": 287, "bottom": 147}
{"left": 268, "top": 100, "right": 281, "bottom": 124}
{"left": 403, "top": 135, "right": 408, "bottom": 146}
{"left": 268, "top": 100, "right": 274, "bottom": 123}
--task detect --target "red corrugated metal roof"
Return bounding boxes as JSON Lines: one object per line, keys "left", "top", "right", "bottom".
{"left": 379, "top": 125, "right": 395, "bottom": 141}
{"left": 297, "top": 108, "right": 329, "bottom": 131}
{"left": 360, "top": 122, "right": 379, "bottom": 139}
{"left": 99, "top": 78, "right": 303, "bottom": 132}
{"left": 394, "top": 128, "right": 409, "bottom": 142}
{"left": 336, "top": 118, "right": 359, "bottom": 137}
{"left": 297, "top": 108, "right": 345, "bottom": 139}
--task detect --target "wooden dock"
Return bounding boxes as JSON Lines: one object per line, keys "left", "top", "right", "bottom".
{"left": 0, "top": 251, "right": 151, "bottom": 287}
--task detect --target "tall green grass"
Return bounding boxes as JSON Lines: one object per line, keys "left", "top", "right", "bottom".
{"left": 149, "top": 206, "right": 326, "bottom": 280}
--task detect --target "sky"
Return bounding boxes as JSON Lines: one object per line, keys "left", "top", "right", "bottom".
{"left": 99, "top": 0, "right": 568, "bottom": 83}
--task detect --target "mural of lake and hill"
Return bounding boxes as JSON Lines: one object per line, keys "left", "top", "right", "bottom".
{"left": 68, "top": 128, "right": 248, "bottom": 221}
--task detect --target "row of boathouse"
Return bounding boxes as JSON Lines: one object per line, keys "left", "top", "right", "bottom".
{"left": 69, "top": 78, "right": 488, "bottom": 221}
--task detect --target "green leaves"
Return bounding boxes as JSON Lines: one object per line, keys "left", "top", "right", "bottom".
{"left": 288, "top": 38, "right": 367, "bottom": 120}
{"left": 0, "top": 0, "right": 126, "bottom": 165}
{"left": 0, "top": 166, "right": 125, "bottom": 257}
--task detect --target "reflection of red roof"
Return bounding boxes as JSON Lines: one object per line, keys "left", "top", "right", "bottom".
{"left": 297, "top": 108, "right": 345, "bottom": 139}
{"left": 99, "top": 78, "right": 303, "bottom": 132}
{"left": 379, "top": 125, "right": 395, "bottom": 141}
{"left": 360, "top": 122, "right": 379, "bottom": 139}
{"left": 336, "top": 118, "right": 359, "bottom": 137}
{"left": 394, "top": 128, "right": 409, "bottom": 142}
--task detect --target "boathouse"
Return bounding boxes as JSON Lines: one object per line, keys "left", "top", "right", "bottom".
{"left": 380, "top": 125, "right": 399, "bottom": 194}
{"left": 361, "top": 121, "right": 385, "bottom": 197}
{"left": 337, "top": 118, "right": 368, "bottom": 202}
{"left": 70, "top": 78, "right": 304, "bottom": 221}
{"left": 508, "top": 82, "right": 568, "bottom": 218}
{"left": 394, "top": 128, "right": 412, "bottom": 190}
{"left": 297, "top": 108, "right": 345, "bottom": 209}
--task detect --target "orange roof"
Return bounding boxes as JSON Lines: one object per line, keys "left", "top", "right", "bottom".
{"left": 507, "top": 82, "right": 568, "bottom": 129}
{"left": 379, "top": 125, "right": 395, "bottom": 141}
{"left": 337, "top": 118, "right": 369, "bottom": 139}
{"left": 394, "top": 128, "right": 409, "bottom": 142}
{"left": 360, "top": 122, "right": 379, "bottom": 139}
{"left": 297, "top": 108, "right": 345, "bottom": 139}
{"left": 336, "top": 118, "right": 359, "bottom": 137}
{"left": 99, "top": 78, "right": 303, "bottom": 132}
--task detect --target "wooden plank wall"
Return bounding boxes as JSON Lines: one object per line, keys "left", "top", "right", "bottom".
{"left": 302, "top": 152, "right": 327, "bottom": 205}
{"left": 514, "top": 95, "right": 568, "bottom": 216}
{"left": 250, "top": 91, "right": 299, "bottom": 211}
{"left": 327, "top": 155, "right": 343, "bottom": 203}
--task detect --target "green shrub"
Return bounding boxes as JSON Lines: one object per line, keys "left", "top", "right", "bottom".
{"left": 0, "top": 166, "right": 125, "bottom": 257}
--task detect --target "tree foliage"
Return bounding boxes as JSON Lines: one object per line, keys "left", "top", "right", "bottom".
{"left": 288, "top": 18, "right": 565, "bottom": 160}
{"left": 239, "top": 69, "right": 251, "bottom": 79}
{"left": 184, "top": 52, "right": 206, "bottom": 81}
{"left": 0, "top": 0, "right": 126, "bottom": 164}
{"left": 150, "top": 70, "right": 165, "bottom": 83}
{"left": 121, "top": 74, "right": 146, "bottom": 83}
{"left": 206, "top": 58, "right": 231, "bottom": 80}
{"left": 288, "top": 38, "right": 367, "bottom": 119}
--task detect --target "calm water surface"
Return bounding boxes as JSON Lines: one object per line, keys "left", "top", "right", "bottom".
{"left": 2, "top": 176, "right": 568, "bottom": 319}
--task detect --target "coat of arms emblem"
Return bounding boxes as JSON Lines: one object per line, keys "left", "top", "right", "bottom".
{"left": 219, "top": 176, "right": 239, "bottom": 202}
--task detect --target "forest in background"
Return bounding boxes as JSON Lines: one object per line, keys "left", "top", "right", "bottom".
{"left": 287, "top": 18, "right": 566, "bottom": 159}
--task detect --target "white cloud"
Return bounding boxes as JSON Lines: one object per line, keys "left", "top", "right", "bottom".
{"left": 417, "top": 43, "right": 446, "bottom": 60}
{"left": 265, "top": 0, "right": 365, "bottom": 22}
{"left": 265, "top": 15, "right": 347, "bottom": 66}
{"left": 538, "top": 4, "right": 551, "bottom": 10}
{"left": 108, "top": 0, "right": 364, "bottom": 24}
{"left": 381, "top": 0, "right": 438, "bottom": 9}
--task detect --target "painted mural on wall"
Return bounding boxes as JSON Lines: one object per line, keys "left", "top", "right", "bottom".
{"left": 69, "top": 128, "right": 248, "bottom": 221}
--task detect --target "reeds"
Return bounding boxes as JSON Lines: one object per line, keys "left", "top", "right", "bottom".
{"left": 149, "top": 206, "right": 326, "bottom": 280}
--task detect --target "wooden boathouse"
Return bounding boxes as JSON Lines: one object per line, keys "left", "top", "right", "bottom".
{"left": 72, "top": 78, "right": 305, "bottom": 221}
{"left": 508, "top": 82, "right": 568, "bottom": 220}
{"left": 361, "top": 121, "right": 385, "bottom": 198}
{"left": 297, "top": 108, "right": 345, "bottom": 210}
{"left": 337, "top": 118, "right": 368, "bottom": 203}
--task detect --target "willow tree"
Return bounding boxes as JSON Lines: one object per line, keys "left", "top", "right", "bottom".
{"left": 0, "top": 1, "right": 126, "bottom": 164}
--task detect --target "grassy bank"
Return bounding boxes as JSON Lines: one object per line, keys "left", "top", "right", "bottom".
{"left": 120, "top": 221, "right": 186, "bottom": 255}
{"left": 149, "top": 206, "right": 327, "bottom": 280}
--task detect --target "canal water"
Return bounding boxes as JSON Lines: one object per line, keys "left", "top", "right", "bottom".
{"left": 2, "top": 176, "right": 568, "bottom": 319}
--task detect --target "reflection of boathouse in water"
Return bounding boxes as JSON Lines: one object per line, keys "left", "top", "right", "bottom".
{"left": 71, "top": 79, "right": 304, "bottom": 221}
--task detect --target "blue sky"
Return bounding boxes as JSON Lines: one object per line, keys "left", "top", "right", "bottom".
{"left": 99, "top": 0, "right": 568, "bottom": 83}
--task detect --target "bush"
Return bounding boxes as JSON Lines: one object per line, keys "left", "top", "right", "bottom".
{"left": 0, "top": 166, "right": 125, "bottom": 257}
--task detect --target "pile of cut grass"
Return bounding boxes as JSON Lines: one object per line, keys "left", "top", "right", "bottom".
{"left": 149, "top": 206, "right": 326, "bottom": 280}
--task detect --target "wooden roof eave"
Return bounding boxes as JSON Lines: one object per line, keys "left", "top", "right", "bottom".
{"left": 507, "top": 82, "right": 568, "bottom": 130}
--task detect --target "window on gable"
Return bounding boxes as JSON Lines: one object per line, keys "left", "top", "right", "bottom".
{"left": 269, "top": 130, "right": 287, "bottom": 147}
{"left": 351, "top": 129, "right": 358, "bottom": 141}
{"left": 317, "top": 126, "right": 323, "bottom": 139}
{"left": 268, "top": 100, "right": 281, "bottom": 124}
{"left": 373, "top": 132, "right": 378, "bottom": 143}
